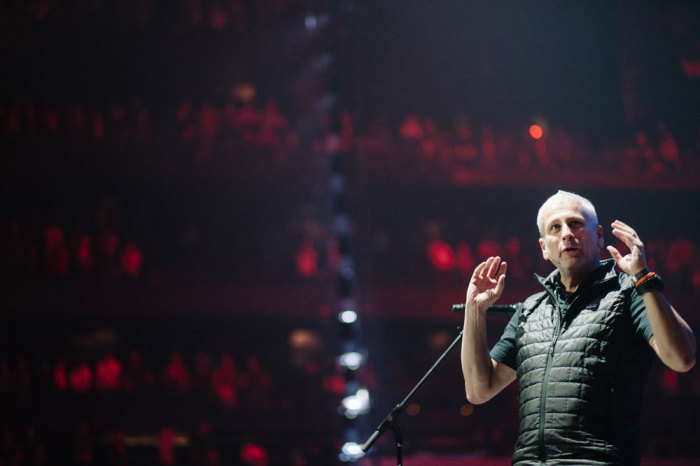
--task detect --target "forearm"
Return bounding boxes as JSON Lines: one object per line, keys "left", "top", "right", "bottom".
{"left": 461, "top": 307, "right": 495, "bottom": 404}
{"left": 461, "top": 256, "right": 512, "bottom": 403}
{"left": 644, "top": 290, "right": 696, "bottom": 372}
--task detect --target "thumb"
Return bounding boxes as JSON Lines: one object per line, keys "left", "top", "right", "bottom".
{"left": 606, "top": 245, "right": 621, "bottom": 262}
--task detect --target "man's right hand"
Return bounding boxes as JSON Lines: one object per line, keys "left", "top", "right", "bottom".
{"left": 466, "top": 256, "right": 507, "bottom": 315}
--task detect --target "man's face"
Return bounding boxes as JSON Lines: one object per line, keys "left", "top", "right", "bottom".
{"left": 538, "top": 199, "right": 603, "bottom": 275}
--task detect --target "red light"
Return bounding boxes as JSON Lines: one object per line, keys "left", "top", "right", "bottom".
{"left": 296, "top": 239, "right": 318, "bottom": 277}
{"left": 96, "top": 353, "right": 123, "bottom": 390}
{"left": 240, "top": 442, "right": 268, "bottom": 464}
{"left": 121, "top": 243, "right": 143, "bottom": 276}
{"left": 323, "top": 373, "right": 346, "bottom": 395}
{"left": 70, "top": 363, "right": 93, "bottom": 393}
{"left": 529, "top": 125, "right": 543, "bottom": 140}
{"left": 682, "top": 59, "right": 700, "bottom": 78}
{"left": 77, "top": 236, "right": 94, "bottom": 271}
{"left": 661, "top": 369, "right": 679, "bottom": 395}
{"left": 426, "top": 240, "right": 454, "bottom": 270}
{"left": 54, "top": 359, "right": 68, "bottom": 390}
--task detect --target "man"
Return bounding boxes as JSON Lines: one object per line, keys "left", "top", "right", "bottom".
{"left": 460, "top": 190, "right": 696, "bottom": 465}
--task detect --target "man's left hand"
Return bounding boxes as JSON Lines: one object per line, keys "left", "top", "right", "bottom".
{"left": 606, "top": 220, "right": 648, "bottom": 276}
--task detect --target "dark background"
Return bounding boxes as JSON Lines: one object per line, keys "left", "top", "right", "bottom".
{"left": 1, "top": 0, "right": 699, "bottom": 464}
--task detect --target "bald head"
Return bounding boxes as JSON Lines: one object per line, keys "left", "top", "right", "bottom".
{"left": 537, "top": 190, "right": 598, "bottom": 237}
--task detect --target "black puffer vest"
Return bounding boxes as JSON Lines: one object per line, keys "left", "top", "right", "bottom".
{"left": 512, "top": 260, "right": 652, "bottom": 465}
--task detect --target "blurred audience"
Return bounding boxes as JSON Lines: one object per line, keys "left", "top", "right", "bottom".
{"left": 2, "top": 97, "right": 699, "bottom": 182}
{"left": 0, "top": 332, "right": 331, "bottom": 464}
{"left": 3, "top": 213, "right": 700, "bottom": 296}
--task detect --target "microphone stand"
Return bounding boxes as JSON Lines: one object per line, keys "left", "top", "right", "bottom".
{"left": 361, "top": 303, "right": 518, "bottom": 465}
{"left": 361, "top": 327, "right": 465, "bottom": 465}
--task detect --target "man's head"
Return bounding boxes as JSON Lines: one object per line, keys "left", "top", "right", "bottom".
{"left": 537, "top": 190, "right": 604, "bottom": 280}
{"left": 537, "top": 190, "right": 598, "bottom": 237}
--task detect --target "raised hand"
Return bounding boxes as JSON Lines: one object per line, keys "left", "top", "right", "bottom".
{"left": 606, "top": 220, "right": 648, "bottom": 276}
{"left": 466, "top": 256, "right": 507, "bottom": 315}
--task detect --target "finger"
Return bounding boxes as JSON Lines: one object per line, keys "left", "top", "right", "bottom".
{"left": 471, "top": 261, "right": 488, "bottom": 280}
{"left": 611, "top": 220, "right": 640, "bottom": 240}
{"left": 494, "top": 270, "right": 507, "bottom": 296}
{"left": 611, "top": 227, "right": 640, "bottom": 247}
{"left": 611, "top": 219, "right": 635, "bottom": 232}
{"left": 606, "top": 245, "right": 622, "bottom": 262}
{"left": 486, "top": 256, "right": 501, "bottom": 278}
{"left": 481, "top": 257, "right": 498, "bottom": 278}
{"left": 497, "top": 261, "right": 507, "bottom": 278}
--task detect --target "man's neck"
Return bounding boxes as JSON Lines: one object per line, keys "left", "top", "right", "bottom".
{"left": 559, "top": 274, "right": 582, "bottom": 294}
{"left": 559, "top": 264, "right": 598, "bottom": 294}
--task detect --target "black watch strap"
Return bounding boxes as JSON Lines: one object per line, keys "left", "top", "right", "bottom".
{"left": 635, "top": 274, "right": 664, "bottom": 294}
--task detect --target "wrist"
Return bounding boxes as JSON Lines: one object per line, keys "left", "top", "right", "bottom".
{"left": 634, "top": 270, "right": 664, "bottom": 294}
{"left": 634, "top": 268, "right": 650, "bottom": 281}
{"left": 465, "top": 303, "right": 488, "bottom": 318}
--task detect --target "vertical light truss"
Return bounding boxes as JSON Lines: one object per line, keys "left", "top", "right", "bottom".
{"left": 321, "top": 0, "right": 367, "bottom": 461}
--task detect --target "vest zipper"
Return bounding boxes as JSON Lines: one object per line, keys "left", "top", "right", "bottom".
{"left": 538, "top": 294, "right": 561, "bottom": 463}
{"left": 530, "top": 265, "right": 615, "bottom": 463}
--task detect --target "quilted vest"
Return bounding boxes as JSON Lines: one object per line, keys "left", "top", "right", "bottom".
{"left": 511, "top": 260, "right": 653, "bottom": 465}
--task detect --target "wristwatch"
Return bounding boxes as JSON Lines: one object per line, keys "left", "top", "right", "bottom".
{"left": 634, "top": 268, "right": 664, "bottom": 294}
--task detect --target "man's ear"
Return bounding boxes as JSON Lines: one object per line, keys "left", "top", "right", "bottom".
{"left": 596, "top": 224, "right": 604, "bottom": 249}
{"left": 539, "top": 238, "right": 549, "bottom": 260}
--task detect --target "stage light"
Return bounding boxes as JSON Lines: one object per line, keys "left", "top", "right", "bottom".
{"left": 305, "top": 13, "right": 330, "bottom": 31}
{"left": 338, "top": 351, "right": 363, "bottom": 370}
{"left": 339, "top": 442, "right": 365, "bottom": 461}
{"left": 305, "top": 14, "right": 318, "bottom": 30}
{"left": 342, "top": 388, "right": 370, "bottom": 418}
{"left": 339, "top": 310, "right": 357, "bottom": 323}
{"left": 426, "top": 239, "right": 455, "bottom": 270}
{"left": 529, "top": 124, "right": 543, "bottom": 140}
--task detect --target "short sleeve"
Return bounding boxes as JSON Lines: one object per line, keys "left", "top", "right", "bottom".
{"left": 489, "top": 309, "right": 521, "bottom": 371}
{"left": 630, "top": 288, "right": 654, "bottom": 343}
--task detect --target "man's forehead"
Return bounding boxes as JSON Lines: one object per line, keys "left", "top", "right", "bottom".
{"left": 542, "top": 200, "right": 586, "bottom": 222}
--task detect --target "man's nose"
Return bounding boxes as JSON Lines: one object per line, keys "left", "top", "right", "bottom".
{"left": 561, "top": 224, "right": 573, "bottom": 238}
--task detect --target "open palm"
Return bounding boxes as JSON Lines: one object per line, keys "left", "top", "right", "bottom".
{"left": 466, "top": 256, "right": 507, "bottom": 314}
{"left": 606, "top": 220, "right": 648, "bottom": 276}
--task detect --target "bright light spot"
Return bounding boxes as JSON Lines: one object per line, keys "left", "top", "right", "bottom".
{"left": 339, "top": 310, "right": 357, "bottom": 324}
{"left": 342, "top": 388, "right": 370, "bottom": 418}
{"left": 529, "top": 124, "right": 543, "bottom": 140}
{"left": 338, "top": 352, "right": 363, "bottom": 370}
{"left": 288, "top": 329, "right": 322, "bottom": 351}
{"left": 426, "top": 240, "right": 454, "bottom": 270}
{"left": 305, "top": 15, "right": 318, "bottom": 30}
{"left": 339, "top": 442, "right": 365, "bottom": 461}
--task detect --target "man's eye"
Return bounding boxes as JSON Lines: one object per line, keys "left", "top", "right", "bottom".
{"left": 550, "top": 224, "right": 560, "bottom": 232}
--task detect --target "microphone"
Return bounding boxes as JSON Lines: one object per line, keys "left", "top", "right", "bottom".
{"left": 452, "top": 303, "right": 522, "bottom": 315}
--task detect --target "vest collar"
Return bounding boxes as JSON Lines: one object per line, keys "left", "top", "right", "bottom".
{"left": 535, "top": 258, "right": 618, "bottom": 296}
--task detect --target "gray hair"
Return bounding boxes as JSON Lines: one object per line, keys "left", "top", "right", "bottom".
{"left": 537, "top": 190, "right": 598, "bottom": 237}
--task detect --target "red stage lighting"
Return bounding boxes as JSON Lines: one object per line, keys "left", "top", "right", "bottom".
{"left": 529, "top": 124, "right": 543, "bottom": 140}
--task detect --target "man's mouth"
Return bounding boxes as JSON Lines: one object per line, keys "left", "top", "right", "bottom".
{"left": 562, "top": 246, "right": 578, "bottom": 254}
